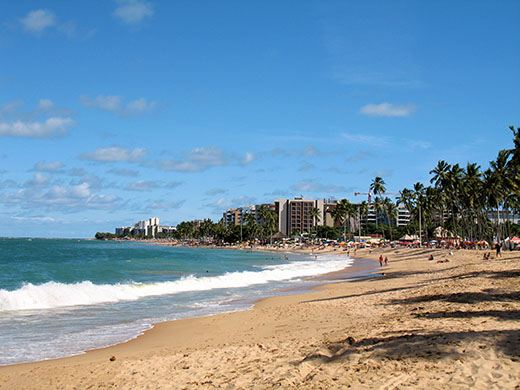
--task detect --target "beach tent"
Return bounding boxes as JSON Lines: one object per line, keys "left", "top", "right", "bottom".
{"left": 433, "top": 226, "right": 454, "bottom": 239}
{"left": 399, "top": 234, "right": 419, "bottom": 241}
{"left": 271, "top": 231, "right": 288, "bottom": 240}
{"left": 510, "top": 236, "right": 520, "bottom": 244}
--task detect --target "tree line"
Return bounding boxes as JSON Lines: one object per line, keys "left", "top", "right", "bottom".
{"left": 96, "top": 126, "right": 519, "bottom": 244}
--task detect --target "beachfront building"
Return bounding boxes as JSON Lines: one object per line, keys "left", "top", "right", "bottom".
{"left": 115, "top": 217, "right": 161, "bottom": 237}
{"left": 274, "top": 198, "right": 325, "bottom": 236}
{"left": 223, "top": 208, "right": 242, "bottom": 226}
{"left": 115, "top": 226, "right": 133, "bottom": 236}
{"left": 223, "top": 206, "right": 257, "bottom": 226}
{"left": 322, "top": 199, "right": 341, "bottom": 228}
{"left": 135, "top": 217, "right": 160, "bottom": 237}
{"left": 158, "top": 225, "right": 176, "bottom": 235}
{"left": 396, "top": 205, "right": 411, "bottom": 226}
{"left": 254, "top": 203, "right": 275, "bottom": 225}
{"left": 360, "top": 204, "right": 410, "bottom": 227}
{"left": 487, "top": 210, "right": 520, "bottom": 224}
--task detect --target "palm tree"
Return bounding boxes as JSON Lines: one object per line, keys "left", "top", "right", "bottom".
{"left": 412, "top": 182, "right": 426, "bottom": 242}
{"left": 398, "top": 188, "right": 414, "bottom": 212}
{"left": 337, "top": 199, "right": 353, "bottom": 239}
{"left": 370, "top": 176, "right": 386, "bottom": 199}
{"left": 309, "top": 207, "right": 321, "bottom": 230}
{"left": 176, "top": 221, "right": 195, "bottom": 240}
{"left": 382, "top": 197, "right": 396, "bottom": 240}
{"left": 507, "top": 125, "right": 520, "bottom": 171}
{"left": 244, "top": 212, "right": 261, "bottom": 240}
{"left": 358, "top": 201, "right": 369, "bottom": 235}
{"left": 373, "top": 196, "right": 383, "bottom": 232}
{"left": 490, "top": 150, "right": 510, "bottom": 240}
{"left": 430, "top": 160, "right": 451, "bottom": 189}
{"left": 461, "top": 162, "right": 482, "bottom": 240}
{"left": 258, "top": 206, "right": 278, "bottom": 244}
{"left": 330, "top": 203, "right": 345, "bottom": 227}
{"left": 445, "top": 164, "right": 464, "bottom": 238}
{"left": 430, "top": 160, "right": 451, "bottom": 230}
{"left": 199, "top": 218, "right": 215, "bottom": 243}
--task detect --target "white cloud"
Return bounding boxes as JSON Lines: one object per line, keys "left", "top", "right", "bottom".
{"left": 80, "top": 95, "right": 156, "bottom": 116}
{"left": 232, "top": 195, "right": 257, "bottom": 205}
{"left": 346, "top": 151, "right": 373, "bottom": 163}
{"left": 108, "top": 168, "right": 139, "bottom": 177}
{"left": 37, "top": 99, "right": 55, "bottom": 110}
{"left": 25, "top": 173, "right": 51, "bottom": 187}
{"left": 149, "top": 200, "right": 185, "bottom": 210}
{"left": 81, "top": 95, "right": 120, "bottom": 111}
{"left": 125, "top": 98, "right": 156, "bottom": 114}
{"left": 298, "top": 162, "right": 315, "bottom": 172}
{"left": 70, "top": 174, "right": 107, "bottom": 190}
{"left": 34, "top": 160, "right": 64, "bottom": 172}
{"left": 12, "top": 216, "right": 57, "bottom": 223}
{"left": 205, "top": 188, "right": 227, "bottom": 196}
{"left": 0, "top": 179, "right": 18, "bottom": 190}
{"left": 113, "top": 0, "right": 154, "bottom": 25}
{"left": 291, "top": 180, "right": 348, "bottom": 193}
{"left": 159, "top": 146, "right": 226, "bottom": 172}
{"left": 57, "top": 20, "right": 76, "bottom": 38}
{"left": 165, "top": 181, "right": 183, "bottom": 188}
{"left": 340, "top": 132, "right": 389, "bottom": 147}
{"left": 373, "top": 169, "right": 393, "bottom": 178}
{"left": 406, "top": 140, "right": 431, "bottom": 150}
{"left": 264, "top": 189, "right": 291, "bottom": 197}
{"left": 336, "top": 72, "right": 422, "bottom": 88}
{"left": 126, "top": 180, "right": 157, "bottom": 191}
{"left": 81, "top": 146, "right": 147, "bottom": 162}
{"left": 0, "top": 117, "right": 74, "bottom": 138}
{"left": 1, "top": 183, "right": 120, "bottom": 211}
{"left": 241, "top": 152, "right": 256, "bottom": 166}
{"left": 359, "top": 103, "right": 415, "bottom": 117}
{"left": 207, "top": 197, "right": 233, "bottom": 211}
{"left": 20, "top": 9, "right": 56, "bottom": 34}
{"left": 0, "top": 100, "right": 25, "bottom": 117}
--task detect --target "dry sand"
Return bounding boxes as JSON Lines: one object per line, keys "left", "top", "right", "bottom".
{"left": 1, "top": 247, "right": 519, "bottom": 389}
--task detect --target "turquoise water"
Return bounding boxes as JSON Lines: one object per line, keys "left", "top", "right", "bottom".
{"left": 0, "top": 238, "right": 355, "bottom": 365}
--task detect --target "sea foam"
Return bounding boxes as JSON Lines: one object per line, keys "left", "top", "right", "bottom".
{"left": 0, "top": 254, "right": 352, "bottom": 311}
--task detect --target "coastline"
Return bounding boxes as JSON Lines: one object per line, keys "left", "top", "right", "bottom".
{"left": 1, "top": 247, "right": 519, "bottom": 389}
{"left": 0, "top": 247, "right": 372, "bottom": 367}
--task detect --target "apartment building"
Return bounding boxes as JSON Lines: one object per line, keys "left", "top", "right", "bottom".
{"left": 223, "top": 206, "right": 258, "bottom": 226}
{"left": 274, "top": 198, "right": 325, "bottom": 236}
{"left": 115, "top": 217, "right": 161, "bottom": 237}
{"left": 361, "top": 205, "right": 410, "bottom": 227}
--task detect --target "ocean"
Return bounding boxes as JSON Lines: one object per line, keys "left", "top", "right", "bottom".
{"left": 0, "top": 238, "right": 359, "bottom": 366}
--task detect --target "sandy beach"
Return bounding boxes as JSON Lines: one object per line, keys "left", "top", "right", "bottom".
{"left": 1, "top": 246, "right": 519, "bottom": 389}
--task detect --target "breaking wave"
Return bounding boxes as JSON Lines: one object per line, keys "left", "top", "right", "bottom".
{"left": 0, "top": 254, "right": 352, "bottom": 311}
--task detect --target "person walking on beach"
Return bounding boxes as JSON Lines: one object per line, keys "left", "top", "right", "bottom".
{"left": 384, "top": 256, "right": 388, "bottom": 266}
{"left": 496, "top": 242, "right": 502, "bottom": 258}
{"left": 379, "top": 255, "right": 383, "bottom": 267}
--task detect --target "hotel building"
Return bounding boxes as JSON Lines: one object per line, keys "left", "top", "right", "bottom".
{"left": 274, "top": 198, "right": 325, "bottom": 236}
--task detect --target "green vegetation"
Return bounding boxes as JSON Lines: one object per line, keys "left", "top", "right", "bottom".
{"left": 94, "top": 232, "right": 117, "bottom": 240}
{"left": 396, "top": 125, "right": 520, "bottom": 242}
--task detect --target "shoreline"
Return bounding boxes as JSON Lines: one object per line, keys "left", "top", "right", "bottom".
{"left": 1, "top": 247, "right": 519, "bottom": 389}
{"left": 0, "top": 247, "right": 369, "bottom": 368}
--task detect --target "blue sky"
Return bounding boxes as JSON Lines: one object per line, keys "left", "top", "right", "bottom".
{"left": 1, "top": 0, "right": 519, "bottom": 238}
